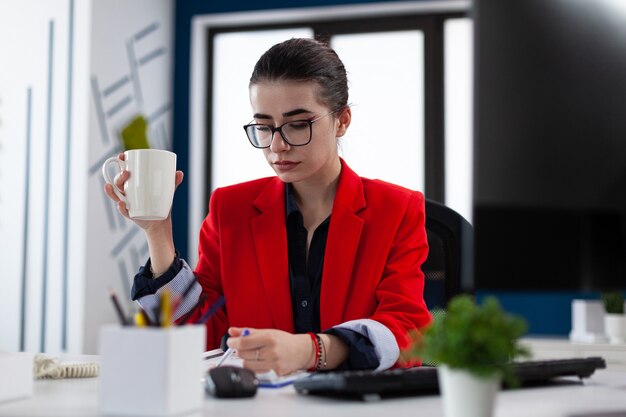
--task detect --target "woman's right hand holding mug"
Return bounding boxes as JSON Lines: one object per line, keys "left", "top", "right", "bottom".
{"left": 102, "top": 150, "right": 183, "bottom": 230}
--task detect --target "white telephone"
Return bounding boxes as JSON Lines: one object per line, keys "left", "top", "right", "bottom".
{"left": 33, "top": 354, "right": 99, "bottom": 379}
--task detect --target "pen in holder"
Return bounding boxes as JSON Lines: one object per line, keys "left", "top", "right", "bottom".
{"left": 99, "top": 324, "right": 206, "bottom": 416}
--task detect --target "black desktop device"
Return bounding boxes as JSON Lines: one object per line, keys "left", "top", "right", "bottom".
{"left": 294, "top": 357, "right": 606, "bottom": 400}
{"left": 473, "top": 0, "right": 626, "bottom": 292}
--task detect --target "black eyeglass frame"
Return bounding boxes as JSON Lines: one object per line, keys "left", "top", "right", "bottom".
{"left": 242, "top": 111, "right": 337, "bottom": 149}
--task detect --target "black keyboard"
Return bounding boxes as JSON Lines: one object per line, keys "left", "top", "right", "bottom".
{"left": 294, "top": 357, "right": 606, "bottom": 400}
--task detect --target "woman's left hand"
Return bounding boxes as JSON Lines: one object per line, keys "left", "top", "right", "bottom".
{"left": 226, "top": 327, "right": 314, "bottom": 375}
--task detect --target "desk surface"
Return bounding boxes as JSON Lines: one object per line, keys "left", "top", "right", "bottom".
{"left": 1, "top": 367, "right": 626, "bottom": 417}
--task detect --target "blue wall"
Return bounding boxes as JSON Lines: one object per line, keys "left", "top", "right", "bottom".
{"left": 475, "top": 291, "right": 606, "bottom": 336}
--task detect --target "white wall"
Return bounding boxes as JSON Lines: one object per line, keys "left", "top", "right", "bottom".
{"left": 85, "top": 0, "right": 173, "bottom": 354}
{"left": 0, "top": 0, "right": 173, "bottom": 354}
{"left": 0, "top": 0, "right": 89, "bottom": 354}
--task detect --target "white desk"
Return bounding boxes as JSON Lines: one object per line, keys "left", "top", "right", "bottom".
{"left": 523, "top": 337, "right": 626, "bottom": 371}
{"left": 1, "top": 367, "right": 626, "bottom": 417}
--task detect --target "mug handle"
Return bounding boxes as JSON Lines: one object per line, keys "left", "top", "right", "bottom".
{"left": 101, "top": 156, "right": 128, "bottom": 207}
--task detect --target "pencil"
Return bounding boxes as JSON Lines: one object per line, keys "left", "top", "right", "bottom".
{"left": 139, "top": 307, "right": 152, "bottom": 326}
{"left": 134, "top": 311, "right": 147, "bottom": 327}
{"left": 108, "top": 287, "right": 128, "bottom": 326}
{"left": 160, "top": 289, "right": 172, "bottom": 327}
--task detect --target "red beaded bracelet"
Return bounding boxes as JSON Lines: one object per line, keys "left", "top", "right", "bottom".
{"left": 316, "top": 333, "right": 327, "bottom": 370}
{"left": 307, "top": 332, "right": 320, "bottom": 372}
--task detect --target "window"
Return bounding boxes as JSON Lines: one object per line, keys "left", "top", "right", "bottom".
{"left": 188, "top": 5, "right": 472, "bottom": 264}
{"left": 211, "top": 28, "right": 313, "bottom": 189}
{"left": 332, "top": 31, "right": 425, "bottom": 191}
{"left": 444, "top": 18, "right": 473, "bottom": 223}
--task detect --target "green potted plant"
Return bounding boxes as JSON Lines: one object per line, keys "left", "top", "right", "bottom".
{"left": 404, "top": 295, "right": 529, "bottom": 417}
{"left": 601, "top": 291, "right": 625, "bottom": 344}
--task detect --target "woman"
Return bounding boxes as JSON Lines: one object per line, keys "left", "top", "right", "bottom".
{"left": 105, "top": 38, "right": 431, "bottom": 376}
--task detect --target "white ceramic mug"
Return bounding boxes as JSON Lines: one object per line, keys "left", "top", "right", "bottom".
{"left": 102, "top": 149, "right": 177, "bottom": 221}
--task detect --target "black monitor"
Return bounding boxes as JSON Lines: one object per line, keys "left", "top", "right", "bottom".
{"left": 473, "top": 0, "right": 626, "bottom": 291}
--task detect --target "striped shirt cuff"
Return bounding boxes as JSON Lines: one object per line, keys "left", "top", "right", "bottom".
{"left": 332, "top": 319, "right": 399, "bottom": 371}
{"left": 136, "top": 260, "right": 201, "bottom": 322}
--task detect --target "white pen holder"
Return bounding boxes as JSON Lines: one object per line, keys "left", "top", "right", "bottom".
{"left": 99, "top": 325, "right": 206, "bottom": 416}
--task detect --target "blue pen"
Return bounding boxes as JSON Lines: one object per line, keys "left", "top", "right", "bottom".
{"left": 216, "top": 328, "right": 250, "bottom": 367}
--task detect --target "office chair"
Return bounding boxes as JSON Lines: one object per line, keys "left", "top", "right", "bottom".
{"left": 422, "top": 199, "right": 474, "bottom": 310}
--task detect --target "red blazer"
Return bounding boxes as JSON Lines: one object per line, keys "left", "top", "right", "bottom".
{"left": 184, "top": 160, "right": 431, "bottom": 365}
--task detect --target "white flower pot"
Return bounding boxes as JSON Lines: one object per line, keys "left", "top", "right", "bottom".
{"left": 604, "top": 314, "right": 626, "bottom": 344}
{"left": 438, "top": 365, "right": 501, "bottom": 417}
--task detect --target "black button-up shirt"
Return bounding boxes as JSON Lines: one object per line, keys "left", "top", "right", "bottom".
{"left": 285, "top": 183, "right": 329, "bottom": 334}
{"left": 285, "top": 183, "right": 378, "bottom": 370}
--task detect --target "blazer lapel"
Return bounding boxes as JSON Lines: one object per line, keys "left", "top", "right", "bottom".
{"left": 251, "top": 179, "right": 294, "bottom": 332}
{"left": 320, "top": 160, "right": 366, "bottom": 330}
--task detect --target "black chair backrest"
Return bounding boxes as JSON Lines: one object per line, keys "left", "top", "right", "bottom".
{"left": 422, "top": 199, "right": 474, "bottom": 310}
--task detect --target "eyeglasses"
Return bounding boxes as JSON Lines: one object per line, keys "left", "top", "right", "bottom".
{"left": 243, "top": 111, "right": 336, "bottom": 149}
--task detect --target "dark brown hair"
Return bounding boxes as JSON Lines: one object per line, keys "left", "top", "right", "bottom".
{"left": 249, "top": 38, "right": 349, "bottom": 113}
